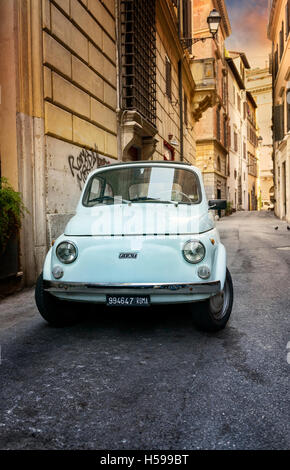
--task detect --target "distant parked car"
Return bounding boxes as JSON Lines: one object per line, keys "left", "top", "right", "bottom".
{"left": 262, "top": 201, "right": 274, "bottom": 211}
{"left": 35, "top": 161, "right": 233, "bottom": 331}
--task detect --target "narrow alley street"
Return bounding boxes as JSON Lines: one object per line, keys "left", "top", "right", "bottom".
{"left": 0, "top": 212, "right": 289, "bottom": 450}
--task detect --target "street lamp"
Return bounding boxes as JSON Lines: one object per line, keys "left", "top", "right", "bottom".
{"left": 181, "top": 9, "right": 222, "bottom": 50}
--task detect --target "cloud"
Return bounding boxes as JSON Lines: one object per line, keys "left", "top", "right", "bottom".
{"left": 225, "top": 0, "right": 271, "bottom": 68}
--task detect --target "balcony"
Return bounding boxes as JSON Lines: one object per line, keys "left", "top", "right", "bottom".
{"left": 190, "top": 58, "right": 217, "bottom": 122}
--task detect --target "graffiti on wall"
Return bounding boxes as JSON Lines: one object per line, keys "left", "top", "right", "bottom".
{"left": 68, "top": 148, "right": 111, "bottom": 190}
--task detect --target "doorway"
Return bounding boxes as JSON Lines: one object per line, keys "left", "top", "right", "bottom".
{"left": 217, "top": 188, "right": 222, "bottom": 217}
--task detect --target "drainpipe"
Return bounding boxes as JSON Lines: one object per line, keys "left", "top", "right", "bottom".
{"left": 116, "top": 0, "right": 123, "bottom": 161}
{"left": 177, "top": 1, "right": 184, "bottom": 161}
{"left": 178, "top": 60, "right": 184, "bottom": 162}
{"left": 271, "top": 41, "right": 276, "bottom": 214}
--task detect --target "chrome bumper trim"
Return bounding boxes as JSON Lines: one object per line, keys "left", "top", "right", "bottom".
{"left": 43, "top": 280, "right": 221, "bottom": 295}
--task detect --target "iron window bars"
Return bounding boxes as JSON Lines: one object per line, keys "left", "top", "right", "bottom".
{"left": 120, "top": 0, "right": 157, "bottom": 127}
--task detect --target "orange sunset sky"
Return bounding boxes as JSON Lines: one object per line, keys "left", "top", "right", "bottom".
{"left": 225, "top": 0, "right": 271, "bottom": 69}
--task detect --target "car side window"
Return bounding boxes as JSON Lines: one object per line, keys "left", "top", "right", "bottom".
{"left": 86, "top": 176, "right": 113, "bottom": 206}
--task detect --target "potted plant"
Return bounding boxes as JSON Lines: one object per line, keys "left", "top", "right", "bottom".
{"left": 0, "top": 177, "right": 27, "bottom": 278}
{"left": 225, "top": 201, "right": 233, "bottom": 216}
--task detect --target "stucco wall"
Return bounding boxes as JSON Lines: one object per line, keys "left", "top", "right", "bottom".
{"left": 0, "top": 1, "right": 18, "bottom": 189}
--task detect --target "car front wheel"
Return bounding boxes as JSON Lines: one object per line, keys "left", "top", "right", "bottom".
{"left": 191, "top": 268, "right": 233, "bottom": 332}
{"left": 35, "top": 273, "right": 78, "bottom": 326}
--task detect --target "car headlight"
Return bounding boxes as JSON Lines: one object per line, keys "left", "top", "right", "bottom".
{"left": 182, "top": 240, "right": 205, "bottom": 264}
{"left": 56, "top": 241, "right": 78, "bottom": 264}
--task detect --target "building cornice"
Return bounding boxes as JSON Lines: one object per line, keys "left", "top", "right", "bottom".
{"left": 228, "top": 51, "right": 250, "bottom": 69}
{"left": 213, "top": 0, "right": 232, "bottom": 38}
{"left": 226, "top": 57, "right": 245, "bottom": 90}
{"left": 196, "top": 137, "right": 228, "bottom": 155}
{"left": 268, "top": 0, "right": 282, "bottom": 40}
{"left": 248, "top": 85, "right": 272, "bottom": 95}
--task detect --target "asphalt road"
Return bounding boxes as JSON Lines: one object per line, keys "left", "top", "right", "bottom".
{"left": 0, "top": 211, "right": 289, "bottom": 450}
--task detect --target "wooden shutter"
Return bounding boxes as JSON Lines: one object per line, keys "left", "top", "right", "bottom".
{"left": 234, "top": 132, "right": 238, "bottom": 152}
{"left": 288, "top": 0, "right": 290, "bottom": 35}
{"left": 182, "top": 0, "right": 192, "bottom": 53}
{"left": 287, "top": 90, "right": 290, "bottom": 132}
{"left": 187, "top": 0, "right": 192, "bottom": 54}
{"left": 216, "top": 108, "right": 220, "bottom": 141}
{"left": 184, "top": 93, "right": 188, "bottom": 126}
{"left": 280, "top": 22, "right": 284, "bottom": 60}
{"left": 165, "top": 57, "right": 172, "bottom": 100}
{"left": 274, "top": 104, "right": 284, "bottom": 141}
{"left": 223, "top": 117, "right": 227, "bottom": 147}
{"left": 286, "top": 1, "right": 290, "bottom": 37}
{"left": 274, "top": 47, "right": 278, "bottom": 79}
{"left": 281, "top": 101, "right": 285, "bottom": 139}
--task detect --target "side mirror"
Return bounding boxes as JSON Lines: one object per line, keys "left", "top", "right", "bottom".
{"left": 208, "top": 199, "right": 227, "bottom": 210}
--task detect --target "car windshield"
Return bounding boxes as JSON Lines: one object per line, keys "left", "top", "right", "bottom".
{"left": 82, "top": 165, "right": 201, "bottom": 207}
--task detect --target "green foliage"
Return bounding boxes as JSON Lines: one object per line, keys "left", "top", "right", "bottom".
{"left": 0, "top": 177, "right": 27, "bottom": 255}
{"left": 225, "top": 201, "right": 233, "bottom": 216}
{"left": 258, "top": 191, "right": 262, "bottom": 211}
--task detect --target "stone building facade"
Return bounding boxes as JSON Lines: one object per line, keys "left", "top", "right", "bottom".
{"left": 246, "top": 67, "right": 274, "bottom": 211}
{"left": 192, "top": 0, "right": 231, "bottom": 202}
{"left": 0, "top": 0, "right": 118, "bottom": 285}
{"left": 268, "top": 0, "right": 290, "bottom": 223}
{"left": 1, "top": 1, "right": 216, "bottom": 285}
{"left": 226, "top": 52, "right": 250, "bottom": 211}
{"left": 119, "top": 0, "right": 196, "bottom": 165}
{"left": 246, "top": 92, "right": 258, "bottom": 211}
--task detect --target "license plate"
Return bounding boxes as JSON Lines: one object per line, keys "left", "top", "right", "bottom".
{"left": 106, "top": 295, "right": 150, "bottom": 307}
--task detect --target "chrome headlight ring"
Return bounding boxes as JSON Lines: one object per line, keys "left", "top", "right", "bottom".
{"left": 56, "top": 241, "right": 78, "bottom": 264}
{"left": 182, "top": 240, "right": 206, "bottom": 264}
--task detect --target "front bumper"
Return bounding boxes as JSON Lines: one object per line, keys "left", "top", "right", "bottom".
{"left": 44, "top": 280, "right": 221, "bottom": 296}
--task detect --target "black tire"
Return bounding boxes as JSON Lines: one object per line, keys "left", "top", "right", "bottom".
{"left": 35, "top": 273, "right": 78, "bottom": 326}
{"left": 191, "top": 268, "right": 234, "bottom": 332}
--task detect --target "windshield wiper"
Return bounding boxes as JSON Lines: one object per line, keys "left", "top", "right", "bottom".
{"left": 130, "top": 197, "right": 179, "bottom": 205}
{"left": 130, "top": 197, "right": 160, "bottom": 202}
{"left": 88, "top": 196, "right": 130, "bottom": 204}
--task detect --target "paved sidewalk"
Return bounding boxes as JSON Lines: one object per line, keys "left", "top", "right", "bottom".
{"left": 0, "top": 288, "right": 36, "bottom": 331}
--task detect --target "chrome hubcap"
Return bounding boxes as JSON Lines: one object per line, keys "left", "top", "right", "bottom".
{"left": 209, "top": 278, "right": 230, "bottom": 320}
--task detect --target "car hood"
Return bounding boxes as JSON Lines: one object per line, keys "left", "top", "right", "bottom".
{"left": 64, "top": 204, "right": 215, "bottom": 236}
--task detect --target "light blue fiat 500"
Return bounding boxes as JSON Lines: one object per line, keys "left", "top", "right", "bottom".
{"left": 35, "top": 161, "right": 233, "bottom": 331}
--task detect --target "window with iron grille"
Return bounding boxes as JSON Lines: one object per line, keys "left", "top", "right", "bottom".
{"left": 120, "top": 0, "right": 157, "bottom": 127}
